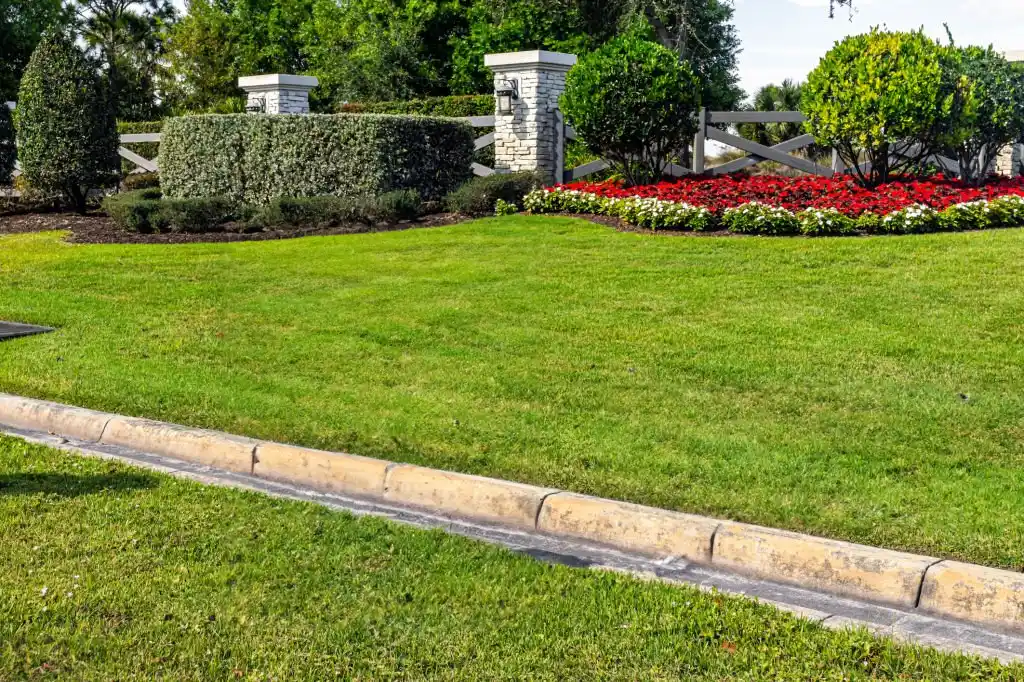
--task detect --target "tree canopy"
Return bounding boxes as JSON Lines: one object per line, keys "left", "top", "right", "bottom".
{"left": 0, "top": 0, "right": 70, "bottom": 102}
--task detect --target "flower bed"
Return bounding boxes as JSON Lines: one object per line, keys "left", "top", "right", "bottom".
{"left": 523, "top": 176, "right": 1024, "bottom": 235}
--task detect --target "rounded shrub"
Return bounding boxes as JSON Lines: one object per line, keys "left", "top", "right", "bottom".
{"left": 561, "top": 32, "right": 700, "bottom": 187}
{"left": 803, "top": 29, "right": 968, "bottom": 188}
{"left": 445, "top": 172, "right": 545, "bottom": 216}
{"left": 15, "top": 32, "right": 119, "bottom": 212}
{"left": 0, "top": 103, "right": 14, "bottom": 186}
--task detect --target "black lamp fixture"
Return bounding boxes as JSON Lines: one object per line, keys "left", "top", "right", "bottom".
{"left": 495, "top": 79, "right": 519, "bottom": 115}
{"left": 245, "top": 97, "right": 266, "bottom": 114}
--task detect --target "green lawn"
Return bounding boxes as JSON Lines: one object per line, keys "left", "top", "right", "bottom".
{"left": 1, "top": 437, "right": 1019, "bottom": 680}
{"left": 0, "top": 218, "right": 1023, "bottom": 571}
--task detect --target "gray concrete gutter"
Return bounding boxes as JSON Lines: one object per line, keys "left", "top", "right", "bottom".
{"left": 1, "top": 393, "right": 1023, "bottom": 665}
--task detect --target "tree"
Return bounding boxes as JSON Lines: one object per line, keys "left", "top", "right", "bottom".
{"left": 16, "top": 31, "right": 119, "bottom": 212}
{"left": 561, "top": 31, "right": 700, "bottom": 186}
{"left": 802, "top": 29, "right": 972, "bottom": 188}
{"left": 942, "top": 46, "right": 1024, "bottom": 185}
{"left": 0, "top": 0, "right": 70, "bottom": 102}
{"left": 70, "top": 0, "right": 177, "bottom": 121}
{"left": 622, "top": 0, "right": 743, "bottom": 111}
{"left": 165, "top": 0, "right": 314, "bottom": 113}
{"left": 450, "top": 0, "right": 607, "bottom": 95}
{"left": 0, "top": 104, "right": 14, "bottom": 185}
{"left": 307, "top": 0, "right": 470, "bottom": 104}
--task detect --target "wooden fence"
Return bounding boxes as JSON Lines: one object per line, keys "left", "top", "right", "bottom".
{"left": 561, "top": 108, "right": 969, "bottom": 183}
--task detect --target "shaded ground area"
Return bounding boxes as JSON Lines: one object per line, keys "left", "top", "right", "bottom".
{"left": 1, "top": 436, "right": 1017, "bottom": 680}
{"left": 0, "top": 211, "right": 464, "bottom": 244}
{"left": 1, "top": 217, "right": 1023, "bottom": 570}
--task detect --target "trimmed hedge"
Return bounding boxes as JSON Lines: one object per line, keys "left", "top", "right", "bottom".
{"left": 161, "top": 114, "right": 474, "bottom": 205}
{"left": 339, "top": 95, "right": 493, "bottom": 118}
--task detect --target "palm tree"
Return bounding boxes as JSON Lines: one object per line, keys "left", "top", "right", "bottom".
{"left": 737, "top": 80, "right": 828, "bottom": 163}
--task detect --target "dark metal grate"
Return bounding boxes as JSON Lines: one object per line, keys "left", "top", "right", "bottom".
{"left": 0, "top": 322, "right": 54, "bottom": 341}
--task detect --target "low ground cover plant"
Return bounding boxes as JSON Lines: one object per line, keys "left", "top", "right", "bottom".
{"left": 525, "top": 175, "right": 1024, "bottom": 234}
{"left": 103, "top": 189, "right": 425, "bottom": 233}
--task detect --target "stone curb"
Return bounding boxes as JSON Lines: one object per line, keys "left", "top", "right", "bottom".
{"left": 2, "top": 392, "right": 1022, "bottom": 634}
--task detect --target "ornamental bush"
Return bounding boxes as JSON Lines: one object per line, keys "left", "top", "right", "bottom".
{"left": 561, "top": 32, "right": 700, "bottom": 186}
{"left": 802, "top": 29, "right": 970, "bottom": 189}
{"left": 797, "top": 208, "right": 856, "bottom": 236}
{"left": 160, "top": 114, "right": 474, "bottom": 205}
{"left": 941, "top": 47, "right": 1024, "bottom": 186}
{"left": 445, "top": 172, "right": 545, "bottom": 216}
{"left": 15, "top": 32, "right": 119, "bottom": 212}
{"left": 0, "top": 103, "right": 14, "bottom": 186}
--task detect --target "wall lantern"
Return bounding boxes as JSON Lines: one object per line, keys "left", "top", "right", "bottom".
{"left": 245, "top": 97, "right": 266, "bottom": 114}
{"left": 495, "top": 79, "right": 519, "bottom": 115}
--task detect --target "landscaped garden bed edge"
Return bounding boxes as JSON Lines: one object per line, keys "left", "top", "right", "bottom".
{"left": 2, "top": 391, "right": 1022, "bottom": 635}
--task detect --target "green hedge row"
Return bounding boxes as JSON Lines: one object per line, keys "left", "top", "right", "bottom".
{"left": 160, "top": 114, "right": 474, "bottom": 205}
{"left": 338, "top": 95, "right": 493, "bottom": 118}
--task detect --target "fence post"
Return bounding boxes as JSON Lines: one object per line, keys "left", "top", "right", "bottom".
{"left": 237, "top": 74, "right": 319, "bottom": 114}
{"left": 484, "top": 50, "right": 577, "bottom": 185}
{"left": 831, "top": 149, "right": 842, "bottom": 176}
{"left": 693, "top": 107, "right": 706, "bottom": 175}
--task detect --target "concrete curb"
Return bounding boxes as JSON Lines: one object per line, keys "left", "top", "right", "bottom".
{"left": 2, "top": 393, "right": 1022, "bottom": 634}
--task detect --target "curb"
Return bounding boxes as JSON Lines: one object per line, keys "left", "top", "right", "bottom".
{"left": 2, "top": 393, "right": 1022, "bottom": 634}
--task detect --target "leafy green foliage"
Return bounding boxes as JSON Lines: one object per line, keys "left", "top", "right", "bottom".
{"left": 561, "top": 33, "right": 700, "bottom": 186}
{"left": 622, "top": 0, "right": 743, "bottom": 112}
{"left": 70, "top": 0, "right": 178, "bottom": 122}
{"left": 0, "top": 103, "right": 14, "bottom": 186}
{"left": 449, "top": 0, "right": 606, "bottom": 95}
{"left": 160, "top": 113, "right": 473, "bottom": 205}
{"left": 941, "top": 46, "right": 1024, "bottom": 185}
{"left": 802, "top": 29, "right": 973, "bottom": 188}
{"left": 164, "top": 0, "right": 313, "bottom": 113}
{"left": 15, "top": 31, "right": 119, "bottom": 212}
{"left": 445, "top": 172, "right": 545, "bottom": 216}
{"left": 0, "top": 0, "right": 69, "bottom": 102}
{"left": 103, "top": 189, "right": 239, "bottom": 233}
{"left": 121, "top": 171, "right": 160, "bottom": 191}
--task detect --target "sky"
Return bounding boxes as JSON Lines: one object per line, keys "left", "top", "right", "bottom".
{"left": 732, "top": 0, "right": 1024, "bottom": 97}
{"left": 170, "top": 0, "right": 1024, "bottom": 103}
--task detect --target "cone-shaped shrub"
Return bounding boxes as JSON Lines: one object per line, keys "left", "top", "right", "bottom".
{"left": 15, "top": 32, "right": 118, "bottom": 212}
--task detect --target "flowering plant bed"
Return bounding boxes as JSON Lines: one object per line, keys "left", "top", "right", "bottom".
{"left": 524, "top": 175, "right": 1024, "bottom": 235}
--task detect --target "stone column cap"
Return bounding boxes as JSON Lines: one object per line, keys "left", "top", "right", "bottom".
{"left": 484, "top": 51, "right": 577, "bottom": 71}
{"left": 238, "top": 74, "right": 319, "bottom": 92}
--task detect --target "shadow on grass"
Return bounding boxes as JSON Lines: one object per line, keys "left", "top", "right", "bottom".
{"left": 0, "top": 472, "right": 159, "bottom": 498}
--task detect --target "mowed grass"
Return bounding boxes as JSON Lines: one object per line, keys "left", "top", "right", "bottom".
{"left": 1, "top": 437, "right": 1021, "bottom": 680}
{"left": 0, "top": 218, "right": 1023, "bottom": 570}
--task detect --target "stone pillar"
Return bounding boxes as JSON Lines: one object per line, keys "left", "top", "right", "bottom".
{"left": 997, "top": 51, "right": 1024, "bottom": 177}
{"left": 484, "top": 50, "right": 577, "bottom": 184}
{"left": 237, "top": 74, "right": 319, "bottom": 114}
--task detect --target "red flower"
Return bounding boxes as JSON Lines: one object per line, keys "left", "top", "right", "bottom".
{"left": 550, "top": 175, "right": 1024, "bottom": 217}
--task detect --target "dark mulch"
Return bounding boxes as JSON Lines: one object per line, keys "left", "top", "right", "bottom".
{"left": 0, "top": 211, "right": 466, "bottom": 244}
